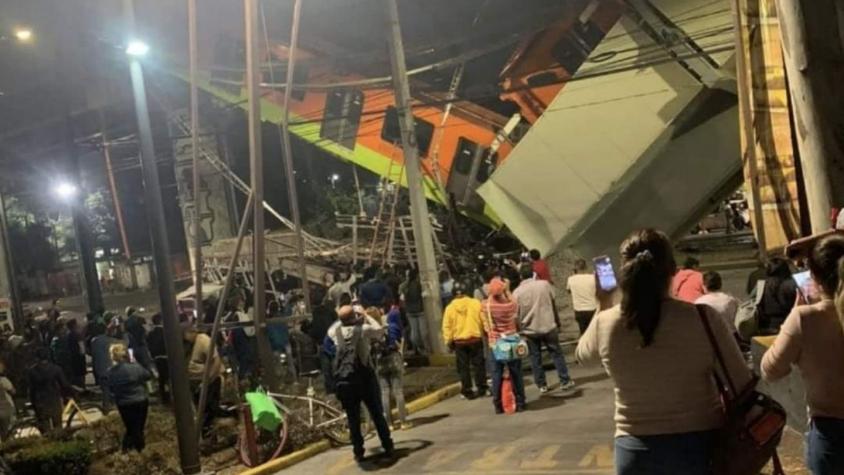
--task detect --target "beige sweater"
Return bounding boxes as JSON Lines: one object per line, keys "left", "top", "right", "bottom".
{"left": 576, "top": 299, "right": 751, "bottom": 437}
{"left": 761, "top": 300, "right": 844, "bottom": 420}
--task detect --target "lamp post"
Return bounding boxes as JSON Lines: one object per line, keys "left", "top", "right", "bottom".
{"left": 123, "top": 28, "right": 201, "bottom": 473}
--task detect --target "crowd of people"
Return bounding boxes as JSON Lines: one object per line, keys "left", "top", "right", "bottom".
{"left": 319, "top": 227, "right": 844, "bottom": 473}
{"left": 312, "top": 248, "right": 580, "bottom": 460}
{"left": 1, "top": 224, "right": 842, "bottom": 474}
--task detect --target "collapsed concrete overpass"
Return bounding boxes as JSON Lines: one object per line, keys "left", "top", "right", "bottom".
{"left": 478, "top": 0, "right": 743, "bottom": 258}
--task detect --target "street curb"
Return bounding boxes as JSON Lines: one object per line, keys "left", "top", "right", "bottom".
{"left": 238, "top": 439, "right": 332, "bottom": 475}
{"left": 239, "top": 381, "right": 462, "bottom": 474}
{"left": 404, "top": 382, "right": 462, "bottom": 415}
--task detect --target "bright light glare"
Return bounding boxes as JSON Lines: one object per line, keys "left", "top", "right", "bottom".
{"left": 331, "top": 174, "right": 340, "bottom": 181}
{"left": 125, "top": 40, "right": 149, "bottom": 57}
{"left": 14, "top": 28, "right": 33, "bottom": 42}
{"left": 55, "top": 182, "right": 78, "bottom": 200}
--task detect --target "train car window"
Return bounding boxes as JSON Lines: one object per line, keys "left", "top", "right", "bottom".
{"left": 263, "top": 64, "right": 309, "bottom": 101}
{"left": 320, "top": 88, "right": 364, "bottom": 150}
{"left": 452, "top": 137, "right": 478, "bottom": 175}
{"left": 476, "top": 152, "right": 498, "bottom": 183}
{"left": 551, "top": 20, "right": 603, "bottom": 74}
{"left": 381, "top": 107, "right": 435, "bottom": 156}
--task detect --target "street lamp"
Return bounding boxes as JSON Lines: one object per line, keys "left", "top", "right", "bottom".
{"left": 329, "top": 173, "right": 340, "bottom": 189}
{"left": 125, "top": 40, "right": 149, "bottom": 57}
{"left": 13, "top": 28, "right": 33, "bottom": 43}
{"left": 55, "top": 182, "right": 78, "bottom": 201}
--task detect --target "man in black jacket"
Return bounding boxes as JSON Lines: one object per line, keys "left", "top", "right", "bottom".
{"left": 27, "top": 347, "right": 73, "bottom": 434}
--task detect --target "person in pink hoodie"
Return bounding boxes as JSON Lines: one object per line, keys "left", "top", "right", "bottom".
{"left": 672, "top": 257, "right": 705, "bottom": 303}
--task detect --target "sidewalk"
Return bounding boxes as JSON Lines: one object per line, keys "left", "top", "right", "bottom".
{"left": 282, "top": 364, "right": 616, "bottom": 474}
{"left": 281, "top": 361, "right": 809, "bottom": 475}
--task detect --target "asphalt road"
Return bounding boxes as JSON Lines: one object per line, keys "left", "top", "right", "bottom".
{"left": 283, "top": 364, "right": 617, "bottom": 475}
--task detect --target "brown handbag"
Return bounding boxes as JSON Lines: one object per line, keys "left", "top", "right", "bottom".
{"left": 696, "top": 305, "right": 786, "bottom": 475}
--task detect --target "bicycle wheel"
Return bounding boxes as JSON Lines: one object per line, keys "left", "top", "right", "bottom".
{"left": 310, "top": 399, "right": 375, "bottom": 445}
{"left": 237, "top": 404, "right": 288, "bottom": 468}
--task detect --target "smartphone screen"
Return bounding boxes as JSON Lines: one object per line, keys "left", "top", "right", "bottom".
{"left": 792, "top": 270, "right": 816, "bottom": 301}
{"left": 593, "top": 256, "right": 618, "bottom": 291}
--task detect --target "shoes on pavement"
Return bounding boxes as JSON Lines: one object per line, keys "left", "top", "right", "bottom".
{"left": 477, "top": 388, "right": 491, "bottom": 397}
{"left": 494, "top": 406, "right": 504, "bottom": 415}
{"left": 399, "top": 421, "right": 414, "bottom": 430}
{"left": 354, "top": 450, "right": 366, "bottom": 462}
{"left": 515, "top": 405, "right": 527, "bottom": 413}
{"left": 460, "top": 393, "right": 475, "bottom": 400}
{"left": 560, "top": 380, "right": 577, "bottom": 392}
{"left": 539, "top": 386, "right": 549, "bottom": 394}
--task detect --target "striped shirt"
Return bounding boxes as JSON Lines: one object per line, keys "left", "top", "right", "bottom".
{"left": 481, "top": 297, "right": 518, "bottom": 344}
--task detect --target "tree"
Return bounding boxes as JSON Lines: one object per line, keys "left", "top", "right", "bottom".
{"left": 84, "top": 190, "right": 119, "bottom": 257}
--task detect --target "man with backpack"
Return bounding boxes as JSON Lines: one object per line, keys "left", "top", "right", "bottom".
{"left": 323, "top": 305, "right": 394, "bottom": 462}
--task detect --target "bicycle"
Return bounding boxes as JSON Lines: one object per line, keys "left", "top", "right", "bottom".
{"left": 269, "top": 370, "right": 360, "bottom": 445}
{"left": 236, "top": 370, "right": 372, "bottom": 467}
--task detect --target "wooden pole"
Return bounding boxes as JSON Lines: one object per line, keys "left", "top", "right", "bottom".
{"left": 244, "top": 0, "right": 279, "bottom": 391}
{"left": 195, "top": 194, "right": 253, "bottom": 437}
{"left": 188, "top": 0, "right": 204, "bottom": 326}
{"left": 775, "top": 0, "right": 844, "bottom": 233}
{"left": 730, "top": 0, "right": 768, "bottom": 259}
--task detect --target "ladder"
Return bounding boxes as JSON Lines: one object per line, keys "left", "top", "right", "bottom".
{"left": 367, "top": 155, "right": 405, "bottom": 266}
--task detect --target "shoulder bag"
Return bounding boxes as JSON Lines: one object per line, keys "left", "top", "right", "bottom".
{"left": 697, "top": 305, "right": 786, "bottom": 475}
{"left": 485, "top": 300, "right": 528, "bottom": 362}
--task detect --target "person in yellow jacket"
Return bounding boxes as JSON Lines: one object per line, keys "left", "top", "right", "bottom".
{"left": 443, "top": 280, "right": 489, "bottom": 399}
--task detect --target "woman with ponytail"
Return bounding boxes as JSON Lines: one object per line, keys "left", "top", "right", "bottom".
{"left": 576, "top": 229, "right": 751, "bottom": 474}
{"left": 762, "top": 235, "right": 844, "bottom": 474}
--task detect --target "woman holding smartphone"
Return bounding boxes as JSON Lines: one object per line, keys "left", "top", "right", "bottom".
{"left": 762, "top": 235, "right": 844, "bottom": 474}
{"left": 576, "top": 229, "right": 751, "bottom": 474}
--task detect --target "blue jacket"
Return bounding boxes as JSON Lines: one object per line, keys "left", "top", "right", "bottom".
{"left": 106, "top": 362, "right": 151, "bottom": 406}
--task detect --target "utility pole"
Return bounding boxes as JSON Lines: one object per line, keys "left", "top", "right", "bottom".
{"left": 278, "top": 0, "right": 311, "bottom": 313}
{"left": 245, "top": 0, "right": 280, "bottom": 390}
{"left": 775, "top": 0, "right": 844, "bottom": 233}
{"left": 124, "top": 1, "right": 201, "bottom": 472}
{"left": 52, "top": 0, "right": 103, "bottom": 314}
{"left": 383, "top": 0, "right": 445, "bottom": 354}
{"left": 0, "top": 191, "right": 24, "bottom": 332}
{"left": 66, "top": 114, "right": 105, "bottom": 314}
{"left": 188, "top": 0, "right": 203, "bottom": 324}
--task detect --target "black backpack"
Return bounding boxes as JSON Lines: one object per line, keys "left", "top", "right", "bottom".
{"left": 331, "top": 324, "right": 367, "bottom": 384}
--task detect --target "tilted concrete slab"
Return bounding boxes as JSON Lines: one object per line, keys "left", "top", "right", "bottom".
{"left": 478, "top": 0, "right": 741, "bottom": 257}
